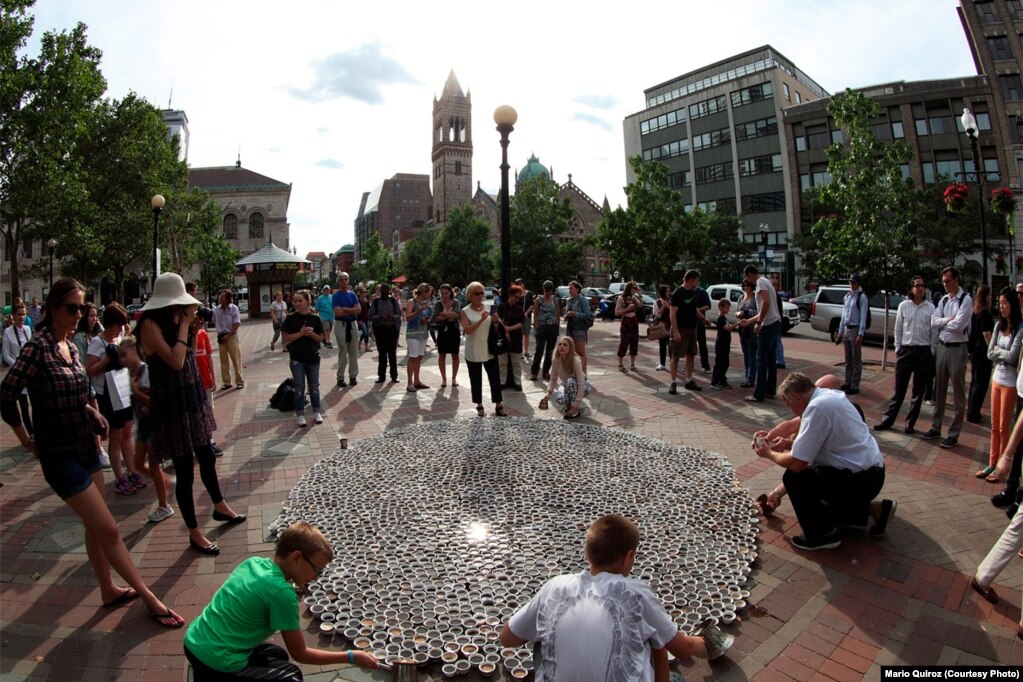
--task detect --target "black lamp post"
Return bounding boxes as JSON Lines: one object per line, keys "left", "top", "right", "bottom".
{"left": 150, "top": 194, "right": 165, "bottom": 289}
{"left": 961, "top": 108, "right": 988, "bottom": 286}
{"left": 47, "top": 238, "right": 56, "bottom": 288}
{"left": 494, "top": 105, "right": 517, "bottom": 297}
{"left": 759, "top": 222, "right": 769, "bottom": 271}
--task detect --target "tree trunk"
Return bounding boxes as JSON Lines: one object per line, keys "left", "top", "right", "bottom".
{"left": 113, "top": 263, "right": 125, "bottom": 303}
{"left": 3, "top": 217, "right": 24, "bottom": 304}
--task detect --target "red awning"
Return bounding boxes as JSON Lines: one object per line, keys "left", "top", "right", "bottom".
{"left": 391, "top": 275, "right": 407, "bottom": 284}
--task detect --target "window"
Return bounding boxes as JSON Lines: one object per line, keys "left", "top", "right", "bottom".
{"left": 1010, "top": 114, "right": 1023, "bottom": 144}
{"left": 730, "top": 81, "right": 774, "bottom": 108}
{"left": 696, "top": 198, "right": 736, "bottom": 214}
{"left": 22, "top": 237, "right": 32, "bottom": 258}
{"left": 223, "top": 214, "right": 238, "bottom": 239}
{"left": 738, "top": 153, "right": 782, "bottom": 177}
{"left": 984, "top": 157, "right": 1000, "bottom": 182}
{"left": 915, "top": 118, "right": 928, "bottom": 136}
{"left": 691, "top": 127, "right": 731, "bottom": 151}
{"left": 922, "top": 162, "right": 936, "bottom": 184}
{"left": 741, "top": 191, "right": 785, "bottom": 213}
{"left": 734, "top": 116, "right": 778, "bottom": 141}
{"left": 783, "top": 83, "right": 791, "bottom": 101}
{"left": 976, "top": 1, "right": 999, "bottom": 23}
{"left": 928, "top": 115, "right": 955, "bottom": 135}
{"left": 934, "top": 157, "right": 963, "bottom": 180}
{"left": 988, "top": 35, "right": 1014, "bottom": 61}
{"left": 688, "top": 95, "right": 728, "bottom": 120}
{"left": 248, "top": 212, "right": 264, "bottom": 239}
{"left": 999, "top": 74, "right": 1023, "bottom": 101}
{"left": 811, "top": 169, "right": 832, "bottom": 187}
{"left": 668, "top": 171, "right": 691, "bottom": 189}
{"left": 795, "top": 136, "right": 806, "bottom": 152}
{"left": 642, "top": 137, "right": 689, "bottom": 161}
{"left": 807, "top": 126, "right": 831, "bottom": 149}
{"left": 1009, "top": 0, "right": 1023, "bottom": 20}
{"left": 455, "top": 161, "right": 462, "bottom": 175}
{"left": 800, "top": 174, "right": 810, "bottom": 191}
{"left": 694, "top": 161, "right": 734, "bottom": 184}
{"left": 640, "top": 107, "right": 686, "bottom": 135}
{"left": 831, "top": 130, "right": 844, "bottom": 144}
{"left": 795, "top": 91, "right": 802, "bottom": 104}
{"left": 900, "top": 164, "right": 911, "bottom": 181}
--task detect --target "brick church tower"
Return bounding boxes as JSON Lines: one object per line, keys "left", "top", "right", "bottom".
{"left": 432, "top": 70, "right": 472, "bottom": 225}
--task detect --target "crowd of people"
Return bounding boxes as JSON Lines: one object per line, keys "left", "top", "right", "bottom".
{"left": 4, "top": 260, "right": 1023, "bottom": 677}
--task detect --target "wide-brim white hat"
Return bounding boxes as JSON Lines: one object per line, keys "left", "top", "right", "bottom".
{"left": 141, "top": 273, "right": 202, "bottom": 311}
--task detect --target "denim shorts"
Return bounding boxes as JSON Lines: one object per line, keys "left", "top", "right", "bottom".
{"left": 40, "top": 448, "right": 102, "bottom": 500}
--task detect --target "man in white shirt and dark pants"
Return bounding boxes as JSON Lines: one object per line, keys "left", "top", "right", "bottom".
{"left": 839, "top": 275, "right": 869, "bottom": 395}
{"left": 752, "top": 372, "right": 895, "bottom": 551}
{"left": 922, "top": 266, "right": 972, "bottom": 448}
{"left": 875, "top": 275, "right": 935, "bottom": 434}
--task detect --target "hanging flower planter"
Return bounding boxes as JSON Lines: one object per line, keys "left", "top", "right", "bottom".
{"left": 943, "top": 182, "right": 970, "bottom": 214}
{"left": 996, "top": 253, "right": 1007, "bottom": 274}
{"left": 991, "top": 187, "right": 1017, "bottom": 216}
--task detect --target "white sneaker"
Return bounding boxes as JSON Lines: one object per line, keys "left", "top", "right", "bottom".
{"left": 655, "top": 364, "right": 666, "bottom": 371}
{"left": 147, "top": 506, "right": 174, "bottom": 523}
{"left": 313, "top": 412, "right": 323, "bottom": 424}
{"left": 99, "top": 448, "right": 112, "bottom": 468}
{"left": 297, "top": 414, "right": 307, "bottom": 427}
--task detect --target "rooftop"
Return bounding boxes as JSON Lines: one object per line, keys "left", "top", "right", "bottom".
{"left": 189, "top": 164, "right": 290, "bottom": 193}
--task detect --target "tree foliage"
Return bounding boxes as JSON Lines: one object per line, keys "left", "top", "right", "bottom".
{"left": 807, "top": 89, "right": 922, "bottom": 293}
{"left": 501, "top": 177, "right": 583, "bottom": 290}
{"left": 693, "top": 210, "right": 753, "bottom": 283}
{"left": 354, "top": 232, "right": 393, "bottom": 286}
{"left": 597, "top": 156, "right": 707, "bottom": 286}
{"left": 428, "top": 204, "right": 494, "bottom": 287}
{"left": 195, "top": 219, "right": 241, "bottom": 305}
{"left": 398, "top": 226, "right": 437, "bottom": 288}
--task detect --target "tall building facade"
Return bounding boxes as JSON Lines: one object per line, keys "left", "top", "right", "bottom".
{"left": 623, "top": 46, "right": 828, "bottom": 282}
{"left": 353, "top": 173, "right": 432, "bottom": 260}
{"left": 432, "top": 70, "right": 473, "bottom": 225}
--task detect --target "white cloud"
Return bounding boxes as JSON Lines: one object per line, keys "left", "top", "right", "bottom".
{"left": 315, "top": 159, "right": 344, "bottom": 170}
{"left": 287, "top": 41, "right": 419, "bottom": 105}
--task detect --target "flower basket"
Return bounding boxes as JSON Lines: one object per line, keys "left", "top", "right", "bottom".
{"left": 991, "top": 187, "right": 1017, "bottom": 216}
{"left": 996, "top": 253, "right": 1007, "bottom": 275}
{"left": 943, "top": 182, "right": 970, "bottom": 214}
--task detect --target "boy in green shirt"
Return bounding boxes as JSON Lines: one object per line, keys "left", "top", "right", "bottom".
{"left": 184, "top": 522, "right": 378, "bottom": 680}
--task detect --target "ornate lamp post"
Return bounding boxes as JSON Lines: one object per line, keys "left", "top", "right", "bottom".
{"left": 961, "top": 108, "right": 988, "bottom": 286}
{"left": 494, "top": 105, "right": 517, "bottom": 297}
{"left": 150, "top": 194, "right": 165, "bottom": 289}
{"left": 46, "top": 238, "right": 57, "bottom": 288}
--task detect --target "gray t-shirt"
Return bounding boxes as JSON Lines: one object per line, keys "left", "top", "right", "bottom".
{"left": 755, "top": 277, "right": 781, "bottom": 326}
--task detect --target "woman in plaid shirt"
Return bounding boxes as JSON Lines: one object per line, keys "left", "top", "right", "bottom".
{"left": 0, "top": 278, "right": 184, "bottom": 628}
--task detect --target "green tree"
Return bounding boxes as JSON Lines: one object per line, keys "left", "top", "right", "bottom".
{"left": 598, "top": 156, "right": 704, "bottom": 286}
{"left": 693, "top": 210, "right": 752, "bottom": 283}
{"left": 195, "top": 223, "right": 241, "bottom": 304}
{"left": 809, "top": 89, "right": 922, "bottom": 293}
{"left": 503, "top": 177, "right": 582, "bottom": 289}
{"left": 398, "top": 226, "right": 437, "bottom": 288}
{"left": 430, "top": 205, "right": 493, "bottom": 286}
{"left": 357, "top": 232, "right": 393, "bottom": 286}
{"left": 1, "top": 5, "right": 106, "bottom": 301}
{"left": 161, "top": 187, "right": 223, "bottom": 275}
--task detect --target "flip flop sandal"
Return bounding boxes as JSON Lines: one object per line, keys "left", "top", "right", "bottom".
{"left": 976, "top": 466, "right": 996, "bottom": 479}
{"left": 102, "top": 588, "right": 139, "bottom": 608}
{"left": 618, "top": 366, "right": 627, "bottom": 373}
{"left": 150, "top": 608, "right": 185, "bottom": 629}
{"left": 986, "top": 473, "right": 1001, "bottom": 483}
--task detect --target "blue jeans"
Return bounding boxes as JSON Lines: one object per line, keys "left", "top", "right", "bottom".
{"left": 754, "top": 321, "right": 780, "bottom": 400}
{"left": 290, "top": 359, "right": 321, "bottom": 414}
{"left": 740, "top": 332, "right": 757, "bottom": 384}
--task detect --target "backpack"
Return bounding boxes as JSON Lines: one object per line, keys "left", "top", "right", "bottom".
{"left": 269, "top": 377, "right": 296, "bottom": 412}
{"left": 861, "top": 292, "right": 871, "bottom": 331}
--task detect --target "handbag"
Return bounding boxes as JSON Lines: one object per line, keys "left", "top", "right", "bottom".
{"left": 487, "top": 320, "right": 507, "bottom": 356}
{"left": 647, "top": 321, "right": 668, "bottom": 341}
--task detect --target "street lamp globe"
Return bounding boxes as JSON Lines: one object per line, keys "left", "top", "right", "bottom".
{"left": 151, "top": 194, "right": 166, "bottom": 210}
{"left": 960, "top": 108, "right": 977, "bottom": 138}
{"left": 47, "top": 238, "right": 57, "bottom": 250}
{"left": 493, "top": 105, "right": 518, "bottom": 128}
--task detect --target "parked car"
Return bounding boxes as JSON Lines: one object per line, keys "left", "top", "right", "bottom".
{"left": 601, "top": 293, "right": 654, "bottom": 321}
{"left": 810, "top": 284, "right": 906, "bottom": 343}
{"left": 706, "top": 284, "right": 801, "bottom": 333}
{"left": 608, "top": 282, "right": 647, "bottom": 295}
{"left": 580, "top": 287, "right": 611, "bottom": 299}
{"left": 126, "top": 303, "right": 144, "bottom": 321}
{"left": 790, "top": 293, "right": 816, "bottom": 322}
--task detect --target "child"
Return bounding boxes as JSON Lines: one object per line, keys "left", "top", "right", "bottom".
{"left": 193, "top": 308, "right": 223, "bottom": 456}
{"left": 711, "top": 299, "right": 739, "bottom": 390}
{"left": 120, "top": 337, "right": 173, "bottom": 523}
{"left": 500, "top": 514, "right": 732, "bottom": 681}
{"left": 183, "top": 522, "right": 379, "bottom": 680}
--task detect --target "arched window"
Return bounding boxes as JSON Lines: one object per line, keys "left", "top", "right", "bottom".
{"left": 248, "top": 212, "right": 264, "bottom": 239}
{"left": 223, "top": 213, "right": 238, "bottom": 239}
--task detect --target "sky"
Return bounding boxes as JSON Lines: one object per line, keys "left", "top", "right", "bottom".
{"left": 28, "top": 0, "right": 977, "bottom": 257}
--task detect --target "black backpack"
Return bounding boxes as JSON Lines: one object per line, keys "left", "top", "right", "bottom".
{"left": 269, "top": 378, "right": 297, "bottom": 412}
{"left": 861, "top": 292, "right": 871, "bottom": 331}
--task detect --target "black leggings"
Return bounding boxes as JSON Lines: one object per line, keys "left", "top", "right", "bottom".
{"left": 185, "top": 643, "right": 301, "bottom": 682}
{"left": 172, "top": 444, "right": 224, "bottom": 529}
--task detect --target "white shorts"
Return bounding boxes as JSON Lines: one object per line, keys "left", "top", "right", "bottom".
{"left": 406, "top": 337, "right": 427, "bottom": 358}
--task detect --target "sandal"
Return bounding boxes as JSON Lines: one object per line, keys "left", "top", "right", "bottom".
{"left": 986, "top": 472, "right": 1001, "bottom": 483}
{"left": 407, "top": 386, "right": 417, "bottom": 393}
{"left": 452, "top": 381, "right": 458, "bottom": 387}
{"left": 476, "top": 405, "right": 485, "bottom": 417}
{"left": 618, "top": 365, "right": 627, "bottom": 373}
{"left": 976, "top": 466, "right": 996, "bottom": 479}
{"left": 494, "top": 406, "right": 508, "bottom": 417}
{"left": 150, "top": 607, "right": 185, "bottom": 629}
{"left": 630, "top": 365, "right": 638, "bottom": 372}
{"left": 102, "top": 587, "right": 139, "bottom": 608}
{"left": 440, "top": 383, "right": 447, "bottom": 388}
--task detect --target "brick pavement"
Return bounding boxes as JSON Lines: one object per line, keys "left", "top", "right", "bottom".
{"left": 1, "top": 317, "right": 1021, "bottom": 680}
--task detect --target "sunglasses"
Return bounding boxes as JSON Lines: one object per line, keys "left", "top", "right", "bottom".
{"left": 63, "top": 304, "right": 89, "bottom": 316}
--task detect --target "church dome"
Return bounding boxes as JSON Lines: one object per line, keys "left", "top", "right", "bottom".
{"left": 517, "top": 154, "right": 550, "bottom": 184}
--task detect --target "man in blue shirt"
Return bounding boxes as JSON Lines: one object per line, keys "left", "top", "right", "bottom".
{"left": 839, "top": 275, "right": 868, "bottom": 395}
{"left": 752, "top": 371, "right": 895, "bottom": 551}
{"left": 331, "top": 273, "right": 361, "bottom": 388}
{"left": 316, "top": 285, "right": 334, "bottom": 349}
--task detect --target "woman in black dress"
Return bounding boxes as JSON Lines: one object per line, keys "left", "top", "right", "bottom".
{"left": 434, "top": 283, "right": 462, "bottom": 388}
{"left": 138, "top": 273, "right": 244, "bottom": 557}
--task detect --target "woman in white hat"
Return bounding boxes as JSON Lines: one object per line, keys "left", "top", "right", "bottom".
{"left": 0, "top": 277, "right": 185, "bottom": 628}
{"left": 137, "top": 273, "right": 244, "bottom": 557}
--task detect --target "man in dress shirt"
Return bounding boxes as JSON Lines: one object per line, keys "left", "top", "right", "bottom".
{"left": 838, "top": 275, "right": 869, "bottom": 395}
{"left": 875, "top": 276, "right": 935, "bottom": 434}
{"left": 213, "top": 289, "right": 245, "bottom": 389}
{"left": 752, "top": 372, "right": 895, "bottom": 551}
{"left": 922, "top": 266, "right": 972, "bottom": 448}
